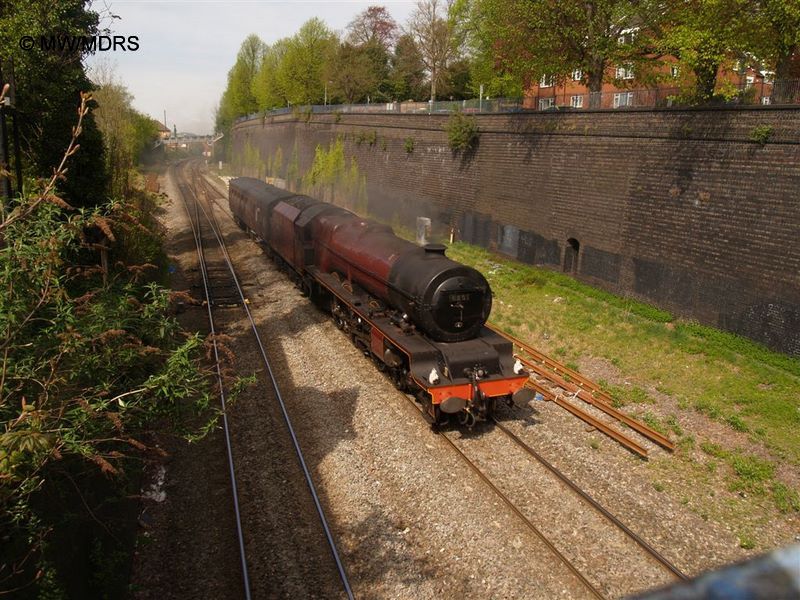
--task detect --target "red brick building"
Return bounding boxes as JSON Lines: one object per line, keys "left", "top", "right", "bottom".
{"left": 524, "top": 59, "right": 775, "bottom": 110}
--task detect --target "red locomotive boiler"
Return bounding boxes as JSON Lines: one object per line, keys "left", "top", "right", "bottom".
{"left": 229, "top": 177, "right": 529, "bottom": 424}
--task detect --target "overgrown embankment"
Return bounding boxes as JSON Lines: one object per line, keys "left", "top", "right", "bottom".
{"left": 447, "top": 241, "right": 800, "bottom": 550}
{"left": 0, "top": 98, "right": 215, "bottom": 598}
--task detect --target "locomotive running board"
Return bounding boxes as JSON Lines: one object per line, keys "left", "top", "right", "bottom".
{"left": 309, "top": 268, "right": 525, "bottom": 401}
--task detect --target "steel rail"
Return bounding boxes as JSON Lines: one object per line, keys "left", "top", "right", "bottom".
{"left": 188, "top": 164, "right": 355, "bottom": 600}
{"left": 396, "top": 397, "right": 606, "bottom": 600}
{"left": 526, "top": 379, "right": 649, "bottom": 458}
{"left": 487, "top": 324, "right": 674, "bottom": 452}
{"left": 491, "top": 417, "right": 688, "bottom": 581}
{"left": 173, "top": 162, "right": 252, "bottom": 600}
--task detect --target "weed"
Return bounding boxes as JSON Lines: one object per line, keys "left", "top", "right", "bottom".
{"left": 641, "top": 412, "right": 668, "bottom": 435}
{"left": 726, "top": 414, "right": 749, "bottom": 432}
{"left": 700, "top": 441, "right": 728, "bottom": 458}
{"left": 609, "top": 384, "right": 655, "bottom": 407}
{"left": 678, "top": 434, "right": 695, "bottom": 452}
{"left": 445, "top": 111, "right": 479, "bottom": 152}
{"left": 729, "top": 453, "right": 775, "bottom": 494}
{"left": 739, "top": 533, "right": 756, "bottom": 549}
{"left": 380, "top": 137, "right": 387, "bottom": 151}
{"left": 653, "top": 482, "right": 665, "bottom": 492}
{"left": 334, "top": 110, "right": 342, "bottom": 123}
{"left": 772, "top": 483, "right": 800, "bottom": 513}
{"left": 706, "top": 460, "right": 717, "bottom": 473}
{"left": 404, "top": 137, "right": 415, "bottom": 154}
{"left": 749, "top": 124, "right": 773, "bottom": 145}
{"left": 590, "top": 439, "right": 600, "bottom": 450}
{"left": 667, "top": 415, "right": 683, "bottom": 436}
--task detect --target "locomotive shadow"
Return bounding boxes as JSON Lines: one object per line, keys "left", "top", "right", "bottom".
{"left": 241, "top": 297, "right": 461, "bottom": 593}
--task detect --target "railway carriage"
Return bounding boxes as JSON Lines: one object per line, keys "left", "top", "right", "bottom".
{"left": 229, "top": 177, "right": 528, "bottom": 425}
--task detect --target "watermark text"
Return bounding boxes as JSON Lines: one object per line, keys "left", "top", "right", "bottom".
{"left": 19, "top": 35, "right": 140, "bottom": 52}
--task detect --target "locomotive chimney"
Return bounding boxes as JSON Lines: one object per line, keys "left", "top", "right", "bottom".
{"left": 423, "top": 243, "right": 446, "bottom": 255}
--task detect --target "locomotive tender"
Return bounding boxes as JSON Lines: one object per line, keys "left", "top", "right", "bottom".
{"left": 228, "top": 177, "right": 529, "bottom": 425}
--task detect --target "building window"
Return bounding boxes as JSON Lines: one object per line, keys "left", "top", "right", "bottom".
{"left": 670, "top": 65, "right": 680, "bottom": 78}
{"left": 617, "top": 29, "right": 637, "bottom": 45}
{"left": 613, "top": 92, "right": 634, "bottom": 108}
{"left": 762, "top": 96, "right": 771, "bottom": 105}
{"left": 539, "top": 74, "right": 555, "bottom": 88}
{"left": 615, "top": 65, "right": 635, "bottom": 80}
{"left": 746, "top": 75, "right": 755, "bottom": 88}
{"left": 538, "top": 98, "right": 555, "bottom": 110}
{"left": 572, "top": 69, "right": 582, "bottom": 81}
{"left": 570, "top": 95, "right": 584, "bottom": 108}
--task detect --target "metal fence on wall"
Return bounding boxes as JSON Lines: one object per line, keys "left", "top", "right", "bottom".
{"left": 235, "top": 79, "right": 800, "bottom": 124}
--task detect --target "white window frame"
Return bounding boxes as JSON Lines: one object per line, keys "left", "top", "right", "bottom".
{"left": 570, "top": 95, "right": 584, "bottom": 108}
{"left": 746, "top": 75, "right": 755, "bottom": 88}
{"left": 538, "top": 98, "right": 555, "bottom": 110}
{"left": 617, "top": 28, "right": 638, "bottom": 45}
{"left": 615, "top": 65, "right": 635, "bottom": 80}
{"left": 613, "top": 92, "right": 634, "bottom": 108}
{"left": 670, "top": 65, "right": 680, "bottom": 78}
{"left": 572, "top": 69, "right": 582, "bottom": 81}
{"left": 539, "top": 74, "right": 555, "bottom": 88}
{"left": 761, "top": 96, "right": 771, "bottom": 105}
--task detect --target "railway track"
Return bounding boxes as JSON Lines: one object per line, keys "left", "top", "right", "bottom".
{"left": 487, "top": 324, "right": 675, "bottom": 458}
{"left": 398, "top": 390, "right": 686, "bottom": 598}
{"left": 172, "top": 160, "right": 353, "bottom": 599}
{"left": 191, "top": 166, "right": 684, "bottom": 597}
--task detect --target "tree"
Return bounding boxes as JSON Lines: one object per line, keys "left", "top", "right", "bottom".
{"left": 92, "top": 68, "right": 159, "bottom": 199}
{"left": 278, "top": 18, "right": 337, "bottom": 105}
{"left": 389, "top": 34, "right": 428, "bottom": 100}
{"left": 0, "top": 0, "right": 107, "bottom": 206}
{"left": 252, "top": 39, "right": 290, "bottom": 110}
{"left": 406, "top": 0, "right": 460, "bottom": 101}
{"left": 325, "top": 42, "right": 380, "bottom": 103}
{"left": 654, "top": 0, "right": 760, "bottom": 102}
{"left": 215, "top": 34, "right": 265, "bottom": 157}
{"left": 753, "top": 0, "right": 800, "bottom": 89}
{"left": 461, "top": 0, "right": 644, "bottom": 106}
{"left": 347, "top": 5, "right": 398, "bottom": 51}
{"left": 227, "top": 34, "right": 265, "bottom": 116}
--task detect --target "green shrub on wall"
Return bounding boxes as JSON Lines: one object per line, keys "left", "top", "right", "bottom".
{"left": 445, "top": 111, "right": 479, "bottom": 152}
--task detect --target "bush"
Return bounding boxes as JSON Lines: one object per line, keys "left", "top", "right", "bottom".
{"left": 0, "top": 94, "right": 215, "bottom": 595}
{"left": 445, "top": 111, "right": 479, "bottom": 152}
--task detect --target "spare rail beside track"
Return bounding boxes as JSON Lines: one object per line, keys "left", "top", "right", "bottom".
{"left": 487, "top": 323, "right": 675, "bottom": 457}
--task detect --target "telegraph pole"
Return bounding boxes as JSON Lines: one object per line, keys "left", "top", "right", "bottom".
{"left": 0, "top": 59, "right": 12, "bottom": 200}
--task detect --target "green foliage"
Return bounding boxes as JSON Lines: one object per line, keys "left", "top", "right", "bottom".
{"left": 772, "top": 482, "right": 800, "bottom": 513}
{"left": 739, "top": 533, "right": 756, "bottom": 549}
{"left": 93, "top": 77, "right": 160, "bottom": 199}
{"left": 301, "top": 138, "right": 367, "bottom": 211}
{"left": 749, "top": 125, "right": 774, "bottom": 145}
{"left": 445, "top": 111, "right": 479, "bottom": 152}
{"left": 216, "top": 34, "right": 267, "bottom": 158}
{"left": 726, "top": 413, "right": 749, "bottom": 432}
{"left": 253, "top": 38, "right": 290, "bottom": 111}
{"left": 0, "top": 107, "right": 214, "bottom": 595}
{"left": 0, "top": 0, "right": 107, "bottom": 206}
{"left": 355, "top": 129, "right": 378, "bottom": 146}
{"left": 279, "top": 19, "right": 338, "bottom": 105}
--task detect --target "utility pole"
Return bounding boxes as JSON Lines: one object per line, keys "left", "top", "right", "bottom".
{"left": 8, "top": 58, "right": 22, "bottom": 196}
{"left": 0, "top": 59, "right": 13, "bottom": 200}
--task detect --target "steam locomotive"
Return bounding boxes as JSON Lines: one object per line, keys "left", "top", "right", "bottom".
{"left": 228, "top": 177, "right": 529, "bottom": 425}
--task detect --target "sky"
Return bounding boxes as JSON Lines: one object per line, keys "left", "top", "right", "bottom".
{"left": 85, "top": 1, "right": 417, "bottom": 135}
